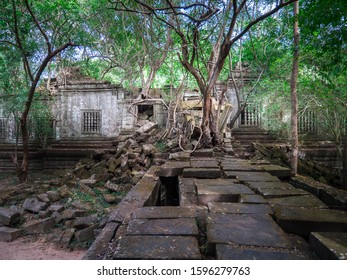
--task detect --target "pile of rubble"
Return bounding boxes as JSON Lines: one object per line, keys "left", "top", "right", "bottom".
{"left": 0, "top": 121, "right": 169, "bottom": 248}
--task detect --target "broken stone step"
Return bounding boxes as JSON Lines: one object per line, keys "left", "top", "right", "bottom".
{"left": 309, "top": 232, "right": 347, "bottom": 260}
{"left": 207, "top": 213, "right": 292, "bottom": 255}
{"left": 0, "top": 226, "right": 22, "bottom": 242}
{"left": 208, "top": 202, "right": 273, "bottom": 215}
{"left": 275, "top": 207, "right": 347, "bottom": 237}
{"left": 113, "top": 235, "right": 202, "bottom": 260}
{"left": 23, "top": 197, "right": 48, "bottom": 213}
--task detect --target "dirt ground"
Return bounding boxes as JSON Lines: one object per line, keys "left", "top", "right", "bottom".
{"left": 0, "top": 171, "right": 87, "bottom": 260}
{"left": 0, "top": 236, "right": 86, "bottom": 260}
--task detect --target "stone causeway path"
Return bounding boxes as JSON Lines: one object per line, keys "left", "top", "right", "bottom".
{"left": 83, "top": 149, "right": 347, "bottom": 260}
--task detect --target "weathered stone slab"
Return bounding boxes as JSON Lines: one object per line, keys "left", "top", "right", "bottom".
{"left": 129, "top": 206, "right": 197, "bottom": 219}
{"left": 23, "top": 217, "right": 55, "bottom": 234}
{"left": 83, "top": 222, "right": 120, "bottom": 260}
{"left": 183, "top": 168, "right": 222, "bottom": 178}
{"left": 275, "top": 207, "right": 347, "bottom": 237}
{"left": 247, "top": 181, "right": 295, "bottom": 191}
{"left": 256, "top": 188, "right": 310, "bottom": 199}
{"left": 289, "top": 175, "right": 324, "bottom": 197}
{"left": 0, "top": 226, "right": 22, "bottom": 242}
{"left": 216, "top": 244, "right": 302, "bottom": 260}
{"left": 207, "top": 213, "right": 292, "bottom": 252}
{"left": 261, "top": 165, "right": 292, "bottom": 177}
{"left": 126, "top": 218, "right": 199, "bottom": 236}
{"left": 0, "top": 207, "right": 20, "bottom": 226}
{"left": 208, "top": 202, "right": 273, "bottom": 215}
{"left": 195, "top": 179, "right": 254, "bottom": 205}
{"left": 221, "top": 162, "right": 262, "bottom": 172}
{"left": 23, "top": 197, "right": 48, "bottom": 213}
{"left": 225, "top": 171, "right": 280, "bottom": 182}
{"left": 309, "top": 232, "right": 347, "bottom": 260}
{"left": 238, "top": 194, "right": 267, "bottom": 204}
{"left": 268, "top": 195, "right": 328, "bottom": 209}
{"left": 191, "top": 159, "right": 219, "bottom": 168}
{"left": 113, "top": 235, "right": 201, "bottom": 259}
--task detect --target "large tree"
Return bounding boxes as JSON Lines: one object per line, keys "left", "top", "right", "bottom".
{"left": 0, "top": 0, "right": 88, "bottom": 181}
{"left": 111, "top": 0, "right": 296, "bottom": 147}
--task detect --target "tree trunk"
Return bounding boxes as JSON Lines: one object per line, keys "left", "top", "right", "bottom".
{"left": 343, "top": 136, "right": 347, "bottom": 189}
{"left": 19, "top": 117, "right": 29, "bottom": 182}
{"left": 201, "top": 88, "right": 213, "bottom": 147}
{"left": 290, "top": 0, "right": 300, "bottom": 176}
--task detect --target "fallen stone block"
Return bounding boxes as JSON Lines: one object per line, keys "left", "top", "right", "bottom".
{"left": 23, "top": 197, "right": 48, "bottom": 213}
{"left": 135, "top": 121, "right": 157, "bottom": 134}
{"left": 113, "top": 235, "right": 202, "bottom": 260}
{"left": 0, "top": 226, "right": 22, "bottom": 242}
{"left": 61, "top": 209, "right": 86, "bottom": 220}
{"left": 74, "top": 215, "right": 98, "bottom": 229}
{"left": 275, "top": 207, "right": 347, "bottom": 237}
{"left": 0, "top": 207, "right": 20, "bottom": 226}
{"left": 309, "top": 232, "right": 347, "bottom": 260}
{"left": 46, "top": 190, "right": 61, "bottom": 202}
{"left": 23, "top": 217, "right": 56, "bottom": 234}
{"left": 47, "top": 204, "right": 65, "bottom": 214}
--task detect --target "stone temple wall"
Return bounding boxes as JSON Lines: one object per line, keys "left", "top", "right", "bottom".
{"left": 52, "top": 81, "right": 134, "bottom": 140}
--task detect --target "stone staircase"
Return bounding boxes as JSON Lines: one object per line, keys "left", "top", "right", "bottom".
{"left": 231, "top": 126, "right": 277, "bottom": 147}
